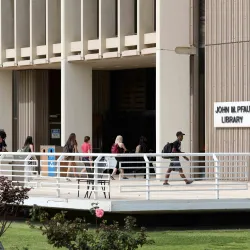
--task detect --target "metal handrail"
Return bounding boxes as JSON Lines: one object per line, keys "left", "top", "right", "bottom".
{"left": 0, "top": 152, "right": 248, "bottom": 202}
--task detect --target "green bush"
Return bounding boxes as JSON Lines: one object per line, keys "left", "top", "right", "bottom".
{"left": 28, "top": 205, "right": 154, "bottom": 250}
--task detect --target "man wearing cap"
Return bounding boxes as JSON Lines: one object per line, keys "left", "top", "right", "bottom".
{"left": 163, "top": 131, "right": 193, "bottom": 185}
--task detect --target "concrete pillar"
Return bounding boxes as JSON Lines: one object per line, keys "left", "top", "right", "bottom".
{"left": 156, "top": 0, "right": 194, "bottom": 179}
{"left": 61, "top": 0, "right": 92, "bottom": 146}
{"left": 61, "top": 63, "right": 92, "bottom": 146}
{"left": 0, "top": 71, "right": 13, "bottom": 151}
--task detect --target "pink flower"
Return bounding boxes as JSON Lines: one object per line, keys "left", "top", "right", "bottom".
{"left": 95, "top": 208, "right": 104, "bottom": 218}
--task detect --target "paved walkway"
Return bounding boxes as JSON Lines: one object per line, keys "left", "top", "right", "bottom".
{"left": 26, "top": 176, "right": 250, "bottom": 201}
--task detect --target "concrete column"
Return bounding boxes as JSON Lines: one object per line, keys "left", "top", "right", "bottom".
{"left": 61, "top": 0, "right": 92, "bottom": 146}
{"left": 61, "top": 63, "right": 92, "bottom": 146}
{"left": 0, "top": 71, "right": 13, "bottom": 151}
{"left": 156, "top": 0, "right": 193, "bottom": 179}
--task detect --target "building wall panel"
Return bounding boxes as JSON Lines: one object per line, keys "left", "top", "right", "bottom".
{"left": 205, "top": 42, "right": 250, "bottom": 154}
{"left": 15, "top": 70, "right": 49, "bottom": 151}
{"left": 206, "top": 0, "right": 250, "bottom": 45}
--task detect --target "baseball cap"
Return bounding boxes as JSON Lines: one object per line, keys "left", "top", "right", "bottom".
{"left": 176, "top": 131, "right": 185, "bottom": 137}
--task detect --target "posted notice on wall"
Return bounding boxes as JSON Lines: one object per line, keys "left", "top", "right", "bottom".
{"left": 51, "top": 129, "right": 60, "bottom": 139}
{"left": 214, "top": 101, "right": 250, "bottom": 128}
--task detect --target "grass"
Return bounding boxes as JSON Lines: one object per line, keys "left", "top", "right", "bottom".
{"left": 1, "top": 223, "right": 250, "bottom": 250}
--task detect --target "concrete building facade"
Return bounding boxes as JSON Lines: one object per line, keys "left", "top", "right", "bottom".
{"left": 1, "top": 0, "right": 247, "bottom": 171}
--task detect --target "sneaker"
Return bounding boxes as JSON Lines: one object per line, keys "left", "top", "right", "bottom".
{"left": 110, "top": 176, "right": 115, "bottom": 180}
{"left": 186, "top": 180, "right": 193, "bottom": 185}
{"left": 163, "top": 182, "right": 170, "bottom": 185}
{"left": 66, "top": 178, "right": 71, "bottom": 182}
{"left": 122, "top": 177, "right": 129, "bottom": 180}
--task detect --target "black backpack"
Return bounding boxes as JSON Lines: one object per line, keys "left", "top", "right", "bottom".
{"left": 162, "top": 142, "right": 174, "bottom": 159}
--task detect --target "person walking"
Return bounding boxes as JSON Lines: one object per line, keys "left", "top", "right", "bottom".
{"left": 64, "top": 133, "right": 78, "bottom": 181}
{"left": 22, "top": 136, "right": 34, "bottom": 153}
{"left": 21, "top": 136, "right": 35, "bottom": 183}
{"left": 80, "top": 136, "right": 92, "bottom": 176}
{"left": 163, "top": 131, "right": 193, "bottom": 185}
{"left": 110, "top": 135, "right": 128, "bottom": 180}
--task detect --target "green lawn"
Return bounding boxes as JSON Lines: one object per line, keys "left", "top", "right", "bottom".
{"left": 1, "top": 223, "right": 250, "bottom": 250}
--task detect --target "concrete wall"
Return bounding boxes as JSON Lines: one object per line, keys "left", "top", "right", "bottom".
{"left": 0, "top": 0, "right": 156, "bottom": 66}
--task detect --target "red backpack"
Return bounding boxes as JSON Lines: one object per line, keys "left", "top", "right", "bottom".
{"left": 111, "top": 143, "right": 119, "bottom": 153}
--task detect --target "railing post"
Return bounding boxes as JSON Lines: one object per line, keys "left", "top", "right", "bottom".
{"left": 94, "top": 155, "right": 102, "bottom": 199}
{"left": 144, "top": 155, "right": 150, "bottom": 200}
{"left": 56, "top": 155, "right": 63, "bottom": 198}
{"left": 24, "top": 155, "right": 31, "bottom": 188}
{"left": 213, "top": 154, "right": 219, "bottom": 199}
{"left": 0, "top": 154, "right": 5, "bottom": 175}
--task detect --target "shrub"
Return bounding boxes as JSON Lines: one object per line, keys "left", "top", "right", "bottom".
{"left": 28, "top": 204, "right": 154, "bottom": 250}
{"left": 0, "top": 176, "right": 30, "bottom": 237}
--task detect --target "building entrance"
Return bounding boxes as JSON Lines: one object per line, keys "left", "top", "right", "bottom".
{"left": 93, "top": 68, "right": 156, "bottom": 153}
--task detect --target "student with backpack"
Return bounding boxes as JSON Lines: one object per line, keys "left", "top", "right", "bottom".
{"left": 162, "top": 131, "right": 193, "bottom": 185}
{"left": 110, "top": 135, "right": 128, "bottom": 180}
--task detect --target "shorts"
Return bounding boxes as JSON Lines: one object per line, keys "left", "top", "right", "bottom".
{"left": 169, "top": 159, "right": 182, "bottom": 172}
{"left": 64, "top": 156, "right": 75, "bottom": 161}
{"left": 82, "top": 157, "right": 90, "bottom": 167}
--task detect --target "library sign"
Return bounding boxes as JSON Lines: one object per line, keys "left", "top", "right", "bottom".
{"left": 214, "top": 101, "right": 250, "bottom": 128}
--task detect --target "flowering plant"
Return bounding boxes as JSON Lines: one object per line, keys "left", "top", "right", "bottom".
{"left": 95, "top": 208, "right": 104, "bottom": 218}
{"left": 90, "top": 203, "right": 104, "bottom": 228}
{"left": 29, "top": 205, "right": 154, "bottom": 250}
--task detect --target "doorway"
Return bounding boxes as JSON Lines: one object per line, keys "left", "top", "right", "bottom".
{"left": 93, "top": 68, "right": 156, "bottom": 153}
{"left": 48, "top": 70, "right": 61, "bottom": 146}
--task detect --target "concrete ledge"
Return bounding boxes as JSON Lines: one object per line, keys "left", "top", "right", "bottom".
{"left": 106, "top": 37, "right": 118, "bottom": 49}
{"left": 85, "top": 54, "right": 100, "bottom": 60}
{"left": 3, "top": 61, "right": 15, "bottom": 67}
{"left": 23, "top": 196, "right": 250, "bottom": 213}
{"left": 49, "top": 57, "right": 61, "bottom": 63}
{"left": 18, "top": 60, "right": 32, "bottom": 66}
{"left": 53, "top": 43, "right": 61, "bottom": 54}
{"left": 21, "top": 47, "right": 31, "bottom": 58}
{"left": 103, "top": 52, "right": 119, "bottom": 59}
{"left": 68, "top": 55, "right": 82, "bottom": 62}
{"left": 70, "top": 41, "right": 81, "bottom": 52}
{"left": 34, "top": 58, "right": 48, "bottom": 65}
{"left": 141, "top": 48, "right": 156, "bottom": 55}
{"left": 6, "top": 49, "right": 15, "bottom": 59}
{"left": 36, "top": 45, "right": 47, "bottom": 56}
{"left": 125, "top": 35, "right": 137, "bottom": 47}
{"left": 122, "top": 50, "right": 139, "bottom": 57}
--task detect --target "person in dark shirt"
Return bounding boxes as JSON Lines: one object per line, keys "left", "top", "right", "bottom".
{"left": 0, "top": 130, "right": 7, "bottom": 152}
{"left": 163, "top": 131, "right": 193, "bottom": 185}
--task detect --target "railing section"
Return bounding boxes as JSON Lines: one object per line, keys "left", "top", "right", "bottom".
{"left": 0, "top": 152, "right": 249, "bottom": 201}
